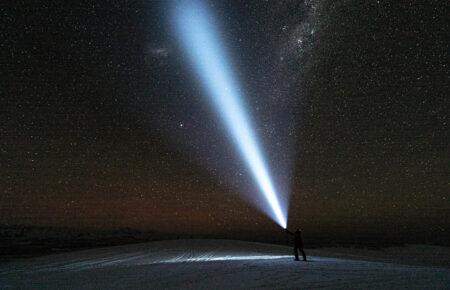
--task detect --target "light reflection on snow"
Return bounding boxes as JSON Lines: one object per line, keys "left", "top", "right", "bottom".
{"left": 163, "top": 255, "right": 291, "bottom": 263}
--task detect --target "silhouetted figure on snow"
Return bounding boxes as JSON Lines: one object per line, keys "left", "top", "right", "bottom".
{"left": 286, "top": 228, "right": 307, "bottom": 261}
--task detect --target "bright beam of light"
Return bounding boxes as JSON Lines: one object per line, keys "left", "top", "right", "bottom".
{"left": 172, "top": 0, "right": 287, "bottom": 228}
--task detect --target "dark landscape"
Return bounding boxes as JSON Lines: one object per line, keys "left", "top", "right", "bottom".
{"left": 1, "top": 0, "right": 448, "bottom": 289}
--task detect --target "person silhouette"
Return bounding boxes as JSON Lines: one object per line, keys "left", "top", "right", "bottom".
{"left": 286, "top": 228, "right": 307, "bottom": 261}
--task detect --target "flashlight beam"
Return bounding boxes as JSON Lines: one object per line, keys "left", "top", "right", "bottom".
{"left": 173, "top": 0, "right": 287, "bottom": 228}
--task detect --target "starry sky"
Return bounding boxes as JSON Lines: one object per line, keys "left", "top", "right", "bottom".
{"left": 2, "top": 1, "right": 449, "bottom": 242}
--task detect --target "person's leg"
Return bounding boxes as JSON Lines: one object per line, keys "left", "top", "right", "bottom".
{"left": 300, "top": 248, "right": 307, "bottom": 261}
{"left": 294, "top": 246, "right": 299, "bottom": 261}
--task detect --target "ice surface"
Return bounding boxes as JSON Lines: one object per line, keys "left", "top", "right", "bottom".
{"left": 0, "top": 239, "right": 449, "bottom": 289}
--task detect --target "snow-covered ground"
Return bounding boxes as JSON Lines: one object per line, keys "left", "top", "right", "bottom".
{"left": 0, "top": 239, "right": 449, "bottom": 289}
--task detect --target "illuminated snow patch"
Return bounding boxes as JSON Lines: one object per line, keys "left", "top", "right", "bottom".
{"left": 163, "top": 255, "right": 291, "bottom": 263}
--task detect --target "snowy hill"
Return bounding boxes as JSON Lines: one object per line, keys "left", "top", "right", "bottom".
{"left": 0, "top": 239, "right": 449, "bottom": 289}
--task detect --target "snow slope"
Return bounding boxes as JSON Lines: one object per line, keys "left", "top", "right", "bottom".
{"left": 0, "top": 239, "right": 449, "bottom": 289}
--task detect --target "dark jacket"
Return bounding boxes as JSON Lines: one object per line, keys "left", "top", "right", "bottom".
{"left": 287, "top": 229, "right": 304, "bottom": 248}
{"left": 294, "top": 230, "right": 303, "bottom": 248}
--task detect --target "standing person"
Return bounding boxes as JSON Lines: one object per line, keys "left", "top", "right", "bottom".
{"left": 286, "top": 228, "right": 307, "bottom": 261}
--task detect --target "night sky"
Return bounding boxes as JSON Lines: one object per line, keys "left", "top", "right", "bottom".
{"left": 2, "top": 1, "right": 449, "bottom": 242}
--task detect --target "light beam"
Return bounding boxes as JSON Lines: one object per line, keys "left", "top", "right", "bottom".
{"left": 172, "top": 0, "right": 287, "bottom": 228}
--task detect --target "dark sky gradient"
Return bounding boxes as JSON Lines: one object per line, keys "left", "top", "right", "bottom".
{"left": 1, "top": 1, "right": 449, "bottom": 242}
